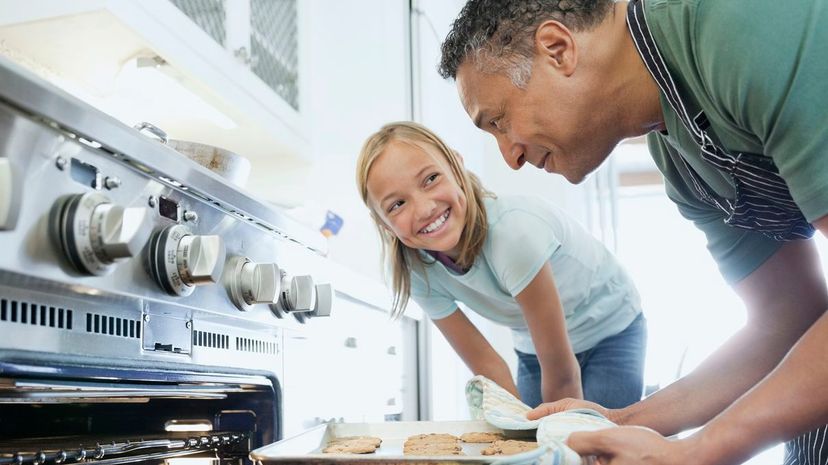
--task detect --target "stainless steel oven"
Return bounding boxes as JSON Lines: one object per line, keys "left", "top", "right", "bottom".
{"left": 0, "top": 56, "right": 337, "bottom": 465}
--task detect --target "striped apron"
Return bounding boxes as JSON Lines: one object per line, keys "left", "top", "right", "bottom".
{"left": 626, "top": 0, "right": 825, "bottom": 463}
{"left": 626, "top": 0, "right": 814, "bottom": 241}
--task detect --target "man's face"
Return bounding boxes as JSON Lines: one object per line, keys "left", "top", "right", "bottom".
{"left": 455, "top": 54, "right": 619, "bottom": 184}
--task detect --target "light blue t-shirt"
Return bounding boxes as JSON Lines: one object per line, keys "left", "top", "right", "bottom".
{"left": 409, "top": 195, "right": 642, "bottom": 355}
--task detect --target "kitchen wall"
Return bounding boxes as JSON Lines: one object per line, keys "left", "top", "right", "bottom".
{"left": 289, "top": 0, "right": 411, "bottom": 285}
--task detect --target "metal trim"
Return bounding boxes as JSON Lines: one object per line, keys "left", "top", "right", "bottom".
{"left": 0, "top": 56, "right": 326, "bottom": 255}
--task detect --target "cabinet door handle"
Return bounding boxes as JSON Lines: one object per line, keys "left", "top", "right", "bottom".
{"left": 234, "top": 47, "right": 259, "bottom": 66}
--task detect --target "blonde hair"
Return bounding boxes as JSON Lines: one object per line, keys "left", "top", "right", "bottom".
{"left": 356, "top": 121, "right": 492, "bottom": 319}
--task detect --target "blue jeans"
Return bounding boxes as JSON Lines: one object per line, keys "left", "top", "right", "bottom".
{"left": 515, "top": 313, "right": 647, "bottom": 409}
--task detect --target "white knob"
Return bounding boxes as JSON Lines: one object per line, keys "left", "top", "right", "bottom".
{"left": 51, "top": 192, "right": 150, "bottom": 275}
{"left": 240, "top": 262, "right": 280, "bottom": 304}
{"left": 0, "top": 158, "right": 20, "bottom": 230}
{"left": 148, "top": 225, "right": 226, "bottom": 296}
{"left": 177, "top": 234, "right": 226, "bottom": 285}
{"left": 227, "top": 257, "right": 282, "bottom": 311}
{"left": 281, "top": 275, "right": 316, "bottom": 312}
{"left": 311, "top": 283, "right": 333, "bottom": 318}
{"left": 93, "top": 204, "right": 152, "bottom": 260}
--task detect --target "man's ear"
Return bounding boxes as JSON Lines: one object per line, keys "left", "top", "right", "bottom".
{"left": 535, "top": 20, "right": 577, "bottom": 76}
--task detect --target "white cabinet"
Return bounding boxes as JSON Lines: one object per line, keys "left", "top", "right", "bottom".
{"left": 169, "top": 0, "right": 301, "bottom": 111}
{"left": 280, "top": 302, "right": 419, "bottom": 437}
{"left": 0, "top": 0, "right": 311, "bottom": 205}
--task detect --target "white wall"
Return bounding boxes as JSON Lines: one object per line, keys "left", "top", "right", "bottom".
{"left": 411, "top": 0, "right": 486, "bottom": 174}
{"left": 298, "top": 0, "right": 412, "bottom": 284}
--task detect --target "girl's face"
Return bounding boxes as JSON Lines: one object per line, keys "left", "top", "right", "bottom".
{"left": 366, "top": 139, "right": 468, "bottom": 259}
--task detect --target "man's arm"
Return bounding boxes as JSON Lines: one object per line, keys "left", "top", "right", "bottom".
{"left": 686, "top": 309, "right": 828, "bottom": 465}
{"left": 431, "top": 309, "right": 519, "bottom": 398}
{"left": 531, "top": 238, "right": 827, "bottom": 435}
{"left": 516, "top": 262, "right": 582, "bottom": 402}
{"left": 567, "top": 308, "right": 828, "bottom": 465}
{"left": 616, "top": 238, "right": 827, "bottom": 433}
{"left": 560, "top": 215, "right": 828, "bottom": 465}
{"left": 683, "top": 215, "right": 828, "bottom": 464}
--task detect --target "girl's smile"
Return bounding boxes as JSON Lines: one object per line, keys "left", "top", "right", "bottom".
{"left": 419, "top": 208, "right": 450, "bottom": 235}
{"left": 366, "top": 139, "right": 467, "bottom": 258}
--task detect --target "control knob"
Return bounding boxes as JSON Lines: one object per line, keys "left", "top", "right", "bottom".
{"left": 148, "top": 224, "right": 226, "bottom": 296}
{"left": 49, "top": 193, "right": 151, "bottom": 275}
{"left": 270, "top": 273, "right": 316, "bottom": 318}
{"left": 226, "top": 257, "right": 281, "bottom": 311}
{"left": 293, "top": 283, "right": 334, "bottom": 324}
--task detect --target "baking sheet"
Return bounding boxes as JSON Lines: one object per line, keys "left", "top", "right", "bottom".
{"left": 251, "top": 420, "right": 537, "bottom": 464}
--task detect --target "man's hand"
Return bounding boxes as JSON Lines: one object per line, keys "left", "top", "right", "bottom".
{"left": 566, "top": 426, "right": 693, "bottom": 465}
{"left": 526, "top": 398, "right": 611, "bottom": 421}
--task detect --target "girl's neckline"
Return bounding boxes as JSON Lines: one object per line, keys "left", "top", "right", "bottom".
{"left": 425, "top": 250, "right": 470, "bottom": 275}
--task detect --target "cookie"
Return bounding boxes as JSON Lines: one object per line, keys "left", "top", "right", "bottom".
{"left": 460, "top": 431, "right": 505, "bottom": 443}
{"left": 481, "top": 439, "right": 538, "bottom": 456}
{"left": 322, "top": 442, "right": 377, "bottom": 454}
{"left": 405, "top": 433, "right": 460, "bottom": 444}
{"left": 402, "top": 432, "right": 462, "bottom": 455}
{"left": 403, "top": 444, "right": 463, "bottom": 456}
{"left": 327, "top": 436, "right": 382, "bottom": 447}
{"left": 403, "top": 442, "right": 462, "bottom": 451}
{"left": 322, "top": 436, "right": 382, "bottom": 454}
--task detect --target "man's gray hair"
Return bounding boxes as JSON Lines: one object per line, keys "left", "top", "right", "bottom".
{"left": 439, "top": 0, "right": 614, "bottom": 87}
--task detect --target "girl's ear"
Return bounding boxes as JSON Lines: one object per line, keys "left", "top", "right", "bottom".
{"left": 371, "top": 211, "right": 394, "bottom": 233}
{"left": 451, "top": 149, "right": 465, "bottom": 166}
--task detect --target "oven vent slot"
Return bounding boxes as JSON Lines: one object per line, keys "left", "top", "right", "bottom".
{"left": 0, "top": 298, "right": 73, "bottom": 329}
{"left": 235, "top": 337, "right": 278, "bottom": 355}
{"left": 194, "top": 330, "right": 229, "bottom": 349}
{"left": 85, "top": 313, "right": 141, "bottom": 339}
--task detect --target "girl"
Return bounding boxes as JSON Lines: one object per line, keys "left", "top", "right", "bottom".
{"left": 356, "top": 122, "right": 646, "bottom": 408}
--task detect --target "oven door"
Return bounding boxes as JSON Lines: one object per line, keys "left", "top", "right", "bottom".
{"left": 0, "top": 360, "right": 280, "bottom": 465}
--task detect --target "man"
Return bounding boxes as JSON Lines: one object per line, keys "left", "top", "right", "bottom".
{"left": 438, "top": 1, "right": 828, "bottom": 465}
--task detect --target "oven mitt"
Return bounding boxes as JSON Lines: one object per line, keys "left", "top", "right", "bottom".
{"left": 465, "top": 374, "right": 540, "bottom": 430}
{"left": 466, "top": 375, "right": 616, "bottom": 465}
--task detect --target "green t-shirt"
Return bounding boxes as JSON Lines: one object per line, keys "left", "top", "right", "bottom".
{"left": 640, "top": 0, "right": 828, "bottom": 283}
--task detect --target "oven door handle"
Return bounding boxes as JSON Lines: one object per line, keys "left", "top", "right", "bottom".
{"left": 2, "top": 378, "right": 254, "bottom": 402}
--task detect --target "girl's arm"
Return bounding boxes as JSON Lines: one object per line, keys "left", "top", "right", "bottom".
{"left": 515, "top": 262, "right": 583, "bottom": 402}
{"left": 432, "top": 310, "right": 519, "bottom": 398}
